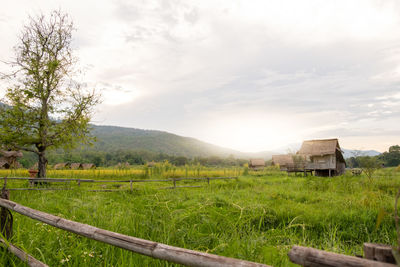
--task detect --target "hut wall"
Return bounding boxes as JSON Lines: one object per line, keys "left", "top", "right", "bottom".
{"left": 336, "top": 162, "right": 346, "bottom": 175}
{"left": 306, "top": 155, "right": 334, "bottom": 170}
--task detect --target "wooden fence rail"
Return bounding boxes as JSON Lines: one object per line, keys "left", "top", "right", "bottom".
{"left": 288, "top": 245, "right": 396, "bottom": 267}
{"left": 0, "top": 177, "right": 237, "bottom": 183}
{"left": 0, "top": 238, "right": 48, "bottom": 267}
{"left": 0, "top": 197, "right": 269, "bottom": 267}
{"left": 0, "top": 176, "right": 237, "bottom": 191}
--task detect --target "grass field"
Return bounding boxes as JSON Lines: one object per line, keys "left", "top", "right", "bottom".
{"left": 0, "top": 168, "right": 399, "bottom": 266}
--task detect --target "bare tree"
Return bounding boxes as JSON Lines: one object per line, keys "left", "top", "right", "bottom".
{"left": 0, "top": 10, "right": 100, "bottom": 177}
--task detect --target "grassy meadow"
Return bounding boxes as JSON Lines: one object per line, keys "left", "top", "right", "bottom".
{"left": 0, "top": 167, "right": 399, "bottom": 266}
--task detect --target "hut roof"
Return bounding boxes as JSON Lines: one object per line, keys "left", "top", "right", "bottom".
{"left": 82, "top": 163, "right": 96, "bottom": 170}
{"left": 298, "top": 139, "right": 341, "bottom": 156}
{"left": 249, "top": 159, "right": 265, "bottom": 167}
{"left": 272, "top": 155, "right": 294, "bottom": 166}
{"left": 54, "top": 163, "right": 70, "bottom": 169}
{"left": 70, "top": 163, "right": 82, "bottom": 170}
{"left": 0, "top": 150, "right": 23, "bottom": 158}
{"left": 147, "top": 161, "right": 156, "bottom": 167}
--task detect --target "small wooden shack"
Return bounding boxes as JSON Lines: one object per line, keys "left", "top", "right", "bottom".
{"left": 82, "top": 163, "right": 96, "bottom": 170}
{"left": 0, "top": 150, "right": 23, "bottom": 169}
{"left": 70, "top": 163, "right": 83, "bottom": 170}
{"left": 272, "top": 154, "right": 307, "bottom": 173}
{"left": 54, "top": 163, "right": 71, "bottom": 170}
{"left": 249, "top": 159, "right": 265, "bottom": 171}
{"left": 298, "top": 139, "right": 346, "bottom": 177}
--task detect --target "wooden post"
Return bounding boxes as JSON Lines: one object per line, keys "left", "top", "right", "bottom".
{"left": 288, "top": 245, "right": 395, "bottom": 267}
{"left": 207, "top": 178, "right": 210, "bottom": 185}
{"left": 364, "top": 243, "right": 395, "bottom": 264}
{"left": 329, "top": 169, "right": 331, "bottom": 177}
{"left": 173, "top": 178, "right": 176, "bottom": 188}
{"left": 77, "top": 179, "right": 80, "bottom": 186}
{"left": 0, "top": 179, "right": 12, "bottom": 240}
{"left": 130, "top": 180, "right": 133, "bottom": 192}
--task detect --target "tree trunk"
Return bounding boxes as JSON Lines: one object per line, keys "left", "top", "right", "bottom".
{"left": 38, "top": 151, "right": 47, "bottom": 178}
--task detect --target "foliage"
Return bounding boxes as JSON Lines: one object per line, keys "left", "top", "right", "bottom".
{"left": 380, "top": 145, "right": 400, "bottom": 167}
{"left": 358, "top": 156, "right": 381, "bottom": 180}
{"left": 0, "top": 10, "right": 99, "bottom": 177}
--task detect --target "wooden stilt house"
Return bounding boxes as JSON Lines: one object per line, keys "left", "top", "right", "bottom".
{"left": 272, "top": 154, "right": 307, "bottom": 173}
{"left": 249, "top": 159, "right": 265, "bottom": 171}
{"left": 298, "top": 139, "right": 346, "bottom": 176}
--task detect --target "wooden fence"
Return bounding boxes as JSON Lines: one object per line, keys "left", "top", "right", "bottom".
{"left": 0, "top": 176, "right": 238, "bottom": 191}
{"left": 0, "top": 177, "right": 398, "bottom": 266}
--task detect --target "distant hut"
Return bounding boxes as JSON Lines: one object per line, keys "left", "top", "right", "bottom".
{"left": 146, "top": 161, "right": 156, "bottom": 167}
{"left": 0, "top": 149, "right": 23, "bottom": 169}
{"left": 272, "top": 154, "right": 307, "bottom": 173}
{"left": 272, "top": 155, "right": 294, "bottom": 171}
{"left": 54, "top": 163, "right": 71, "bottom": 170}
{"left": 298, "top": 138, "right": 346, "bottom": 177}
{"left": 249, "top": 159, "right": 265, "bottom": 171}
{"left": 0, "top": 160, "right": 10, "bottom": 169}
{"left": 82, "top": 163, "right": 96, "bottom": 170}
{"left": 70, "top": 163, "right": 83, "bottom": 170}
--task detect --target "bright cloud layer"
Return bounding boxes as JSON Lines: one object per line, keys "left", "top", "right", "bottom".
{"left": 1, "top": 0, "right": 400, "bottom": 152}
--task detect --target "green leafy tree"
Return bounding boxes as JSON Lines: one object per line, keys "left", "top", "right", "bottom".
{"left": 381, "top": 145, "right": 400, "bottom": 167}
{"left": 0, "top": 11, "right": 100, "bottom": 177}
{"left": 358, "top": 156, "right": 381, "bottom": 180}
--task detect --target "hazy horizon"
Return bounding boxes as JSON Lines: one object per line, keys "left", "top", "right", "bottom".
{"left": 1, "top": 1, "right": 399, "bottom": 153}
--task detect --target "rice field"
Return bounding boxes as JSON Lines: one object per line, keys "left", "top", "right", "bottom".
{"left": 0, "top": 167, "right": 399, "bottom": 266}
{"left": 0, "top": 164, "right": 251, "bottom": 180}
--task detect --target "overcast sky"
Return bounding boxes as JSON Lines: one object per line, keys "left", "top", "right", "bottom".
{"left": 1, "top": 0, "right": 400, "bottom": 152}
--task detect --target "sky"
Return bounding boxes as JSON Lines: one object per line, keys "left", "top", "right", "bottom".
{"left": 0, "top": 0, "right": 400, "bottom": 153}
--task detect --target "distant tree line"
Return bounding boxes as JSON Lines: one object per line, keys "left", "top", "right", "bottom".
{"left": 18, "top": 150, "right": 249, "bottom": 168}
{"left": 346, "top": 145, "right": 400, "bottom": 168}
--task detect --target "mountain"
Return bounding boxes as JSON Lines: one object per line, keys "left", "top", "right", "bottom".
{"left": 89, "top": 125, "right": 275, "bottom": 159}
{"left": 342, "top": 149, "right": 381, "bottom": 158}
{"left": 265, "top": 143, "right": 381, "bottom": 159}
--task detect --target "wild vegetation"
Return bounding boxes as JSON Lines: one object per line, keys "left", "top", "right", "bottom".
{"left": 0, "top": 167, "right": 399, "bottom": 266}
{"left": 0, "top": 11, "right": 99, "bottom": 177}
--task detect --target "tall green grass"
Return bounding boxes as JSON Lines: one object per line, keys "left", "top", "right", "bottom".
{"left": 0, "top": 168, "right": 399, "bottom": 266}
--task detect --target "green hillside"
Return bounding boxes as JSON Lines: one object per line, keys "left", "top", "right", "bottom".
{"left": 89, "top": 125, "right": 273, "bottom": 159}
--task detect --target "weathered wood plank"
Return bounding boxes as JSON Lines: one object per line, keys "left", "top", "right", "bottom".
{"left": 288, "top": 245, "right": 396, "bottom": 267}
{"left": 0, "top": 198, "right": 270, "bottom": 267}
{"left": 0, "top": 238, "right": 48, "bottom": 267}
{"left": 0, "top": 177, "right": 237, "bottom": 183}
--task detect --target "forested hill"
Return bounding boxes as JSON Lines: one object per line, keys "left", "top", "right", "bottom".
{"left": 89, "top": 125, "right": 274, "bottom": 159}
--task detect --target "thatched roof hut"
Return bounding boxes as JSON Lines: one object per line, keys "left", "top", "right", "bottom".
{"left": 249, "top": 159, "right": 265, "bottom": 170}
{"left": 272, "top": 154, "right": 306, "bottom": 172}
{"left": 0, "top": 150, "right": 23, "bottom": 158}
{"left": 82, "top": 163, "right": 96, "bottom": 170}
{"left": 0, "top": 160, "right": 10, "bottom": 169}
{"left": 298, "top": 138, "right": 346, "bottom": 176}
{"left": 54, "top": 163, "right": 70, "bottom": 170}
{"left": 70, "top": 163, "right": 83, "bottom": 170}
{"left": 0, "top": 149, "right": 23, "bottom": 169}
{"left": 147, "top": 161, "right": 156, "bottom": 167}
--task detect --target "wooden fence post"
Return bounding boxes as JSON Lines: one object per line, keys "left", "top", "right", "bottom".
{"left": 130, "top": 180, "right": 133, "bottom": 192}
{"left": 0, "top": 178, "right": 12, "bottom": 239}
{"left": 173, "top": 178, "right": 176, "bottom": 189}
{"left": 207, "top": 178, "right": 210, "bottom": 185}
{"left": 364, "top": 243, "right": 395, "bottom": 264}
{"left": 77, "top": 179, "right": 80, "bottom": 186}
